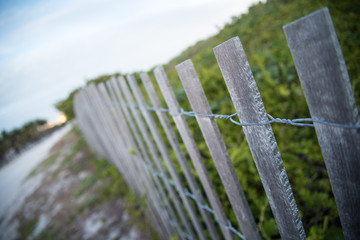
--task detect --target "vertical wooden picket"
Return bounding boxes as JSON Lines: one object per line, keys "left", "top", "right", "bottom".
{"left": 117, "top": 76, "right": 194, "bottom": 239}
{"left": 154, "top": 66, "right": 235, "bottom": 240}
{"left": 126, "top": 74, "right": 207, "bottom": 240}
{"left": 97, "top": 83, "right": 174, "bottom": 238}
{"left": 73, "top": 93, "right": 106, "bottom": 157}
{"left": 213, "top": 37, "right": 306, "bottom": 240}
{"left": 76, "top": 86, "right": 171, "bottom": 239}
{"left": 284, "top": 7, "right": 360, "bottom": 239}
{"left": 176, "top": 60, "right": 261, "bottom": 240}
{"left": 86, "top": 84, "right": 142, "bottom": 192}
{"left": 139, "top": 72, "right": 220, "bottom": 240}
{"left": 107, "top": 78, "right": 180, "bottom": 238}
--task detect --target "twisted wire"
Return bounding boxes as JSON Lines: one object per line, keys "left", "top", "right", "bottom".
{"left": 110, "top": 102, "right": 360, "bottom": 129}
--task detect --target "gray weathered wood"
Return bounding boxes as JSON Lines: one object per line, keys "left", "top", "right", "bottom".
{"left": 98, "top": 82, "right": 173, "bottom": 238}
{"left": 140, "top": 72, "right": 220, "bottom": 240}
{"left": 86, "top": 85, "right": 141, "bottom": 192}
{"left": 176, "top": 60, "right": 261, "bottom": 240}
{"left": 117, "top": 76, "right": 193, "bottom": 239}
{"left": 75, "top": 87, "right": 172, "bottom": 239}
{"left": 79, "top": 89, "right": 120, "bottom": 165}
{"left": 213, "top": 37, "right": 306, "bottom": 240}
{"left": 108, "top": 77, "right": 182, "bottom": 238}
{"left": 75, "top": 92, "right": 109, "bottom": 158}
{"left": 73, "top": 93, "right": 105, "bottom": 156}
{"left": 154, "top": 66, "right": 235, "bottom": 240}
{"left": 283, "top": 8, "right": 360, "bottom": 239}
{"left": 126, "top": 74, "right": 206, "bottom": 240}
{"left": 98, "top": 83, "right": 149, "bottom": 193}
{"left": 80, "top": 87, "right": 135, "bottom": 188}
{"left": 97, "top": 83, "right": 164, "bottom": 231}
{"left": 105, "top": 79, "right": 176, "bottom": 237}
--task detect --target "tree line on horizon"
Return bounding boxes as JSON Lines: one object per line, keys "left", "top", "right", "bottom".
{"left": 0, "top": 119, "right": 63, "bottom": 165}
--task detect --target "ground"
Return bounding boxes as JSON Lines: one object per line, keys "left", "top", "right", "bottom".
{"left": 0, "top": 126, "right": 159, "bottom": 240}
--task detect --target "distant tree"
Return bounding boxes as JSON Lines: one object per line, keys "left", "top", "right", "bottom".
{"left": 0, "top": 119, "right": 49, "bottom": 163}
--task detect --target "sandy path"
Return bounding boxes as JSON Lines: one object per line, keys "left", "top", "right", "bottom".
{"left": 0, "top": 125, "right": 71, "bottom": 239}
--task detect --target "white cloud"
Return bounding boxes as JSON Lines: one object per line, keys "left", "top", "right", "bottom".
{"left": 0, "top": 0, "right": 260, "bottom": 130}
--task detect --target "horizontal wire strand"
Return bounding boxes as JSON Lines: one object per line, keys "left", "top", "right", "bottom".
{"left": 101, "top": 101, "right": 359, "bottom": 239}
{"left": 136, "top": 156, "right": 246, "bottom": 239}
{"left": 105, "top": 102, "right": 360, "bottom": 129}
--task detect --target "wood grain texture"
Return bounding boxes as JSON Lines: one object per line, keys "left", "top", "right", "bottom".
{"left": 87, "top": 84, "right": 142, "bottom": 192}
{"left": 214, "top": 37, "right": 306, "bottom": 240}
{"left": 73, "top": 93, "right": 106, "bottom": 156}
{"left": 176, "top": 60, "right": 261, "bottom": 240}
{"left": 97, "top": 83, "right": 172, "bottom": 238}
{"left": 98, "top": 83, "right": 145, "bottom": 192}
{"left": 76, "top": 86, "right": 172, "bottom": 239}
{"left": 140, "top": 72, "right": 220, "bottom": 240}
{"left": 126, "top": 74, "right": 206, "bottom": 240}
{"left": 154, "top": 66, "right": 235, "bottom": 240}
{"left": 108, "top": 78, "right": 179, "bottom": 237}
{"left": 284, "top": 8, "right": 360, "bottom": 239}
{"left": 117, "top": 76, "right": 194, "bottom": 239}
{"left": 76, "top": 91, "right": 111, "bottom": 160}
{"left": 81, "top": 87, "right": 122, "bottom": 164}
{"left": 98, "top": 83, "right": 173, "bottom": 237}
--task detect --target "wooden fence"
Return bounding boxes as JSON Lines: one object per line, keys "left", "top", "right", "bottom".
{"left": 73, "top": 8, "right": 359, "bottom": 240}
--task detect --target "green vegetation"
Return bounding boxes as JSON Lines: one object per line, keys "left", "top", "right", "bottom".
{"left": 18, "top": 218, "right": 38, "bottom": 239}
{"left": 26, "top": 153, "right": 59, "bottom": 179}
{"left": 71, "top": 133, "right": 159, "bottom": 238}
{"left": 0, "top": 119, "right": 59, "bottom": 165}
{"left": 55, "top": 0, "right": 360, "bottom": 239}
{"left": 34, "top": 227, "right": 63, "bottom": 240}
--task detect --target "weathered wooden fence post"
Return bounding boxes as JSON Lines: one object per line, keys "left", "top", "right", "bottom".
{"left": 75, "top": 86, "right": 172, "bottom": 239}
{"left": 214, "top": 37, "right": 306, "bottom": 240}
{"left": 126, "top": 74, "right": 207, "bottom": 240}
{"left": 97, "top": 82, "right": 174, "bottom": 238}
{"left": 284, "top": 7, "right": 360, "bottom": 239}
{"left": 107, "top": 78, "right": 179, "bottom": 238}
{"left": 86, "top": 84, "right": 141, "bottom": 192}
{"left": 139, "top": 72, "right": 220, "bottom": 240}
{"left": 117, "top": 76, "right": 192, "bottom": 239}
{"left": 176, "top": 60, "right": 262, "bottom": 240}
{"left": 154, "top": 66, "right": 236, "bottom": 240}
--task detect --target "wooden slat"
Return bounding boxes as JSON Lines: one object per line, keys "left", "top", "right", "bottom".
{"left": 283, "top": 8, "right": 360, "bottom": 239}
{"left": 73, "top": 93, "right": 105, "bottom": 156}
{"left": 213, "top": 37, "right": 306, "bottom": 240}
{"left": 105, "top": 79, "right": 176, "bottom": 238}
{"left": 126, "top": 74, "right": 207, "bottom": 240}
{"left": 107, "top": 78, "right": 180, "bottom": 237}
{"left": 154, "top": 66, "right": 237, "bottom": 240}
{"left": 178, "top": 60, "right": 261, "bottom": 239}
{"left": 117, "top": 76, "right": 193, "bottom": 239}
{"left": 86, "top": 84, "right": 141, "bottom": 192}
{"left": 98, "top": 82, "right": 173, "bottom": 239}
{"left": 80, "top": 87, "right": 135, "bottom": 187}
{"left": 76, "top": 87, "right": 171, "bottom": 239}
{"left": 97, "top": 83, "right": 149, "bottom": 193}
{"left": 140, "top": 72, "right": 220, "bottom": 240}
{"left": 108, "top": 77, "right": 182, "bottom": 238}
{"left": 75, "top": 92, "right": 108, "bottom": 158}
{"left": 78, "top": 89, "right": 119, "bottom": 165}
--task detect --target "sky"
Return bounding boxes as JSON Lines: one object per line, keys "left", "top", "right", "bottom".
{"left": 0, "top": 0, "right": 261, "bottom": 131}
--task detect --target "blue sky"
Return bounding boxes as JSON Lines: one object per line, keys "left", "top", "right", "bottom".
{"left": 0, "top": 0, "right": 261, "bottom": 131}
